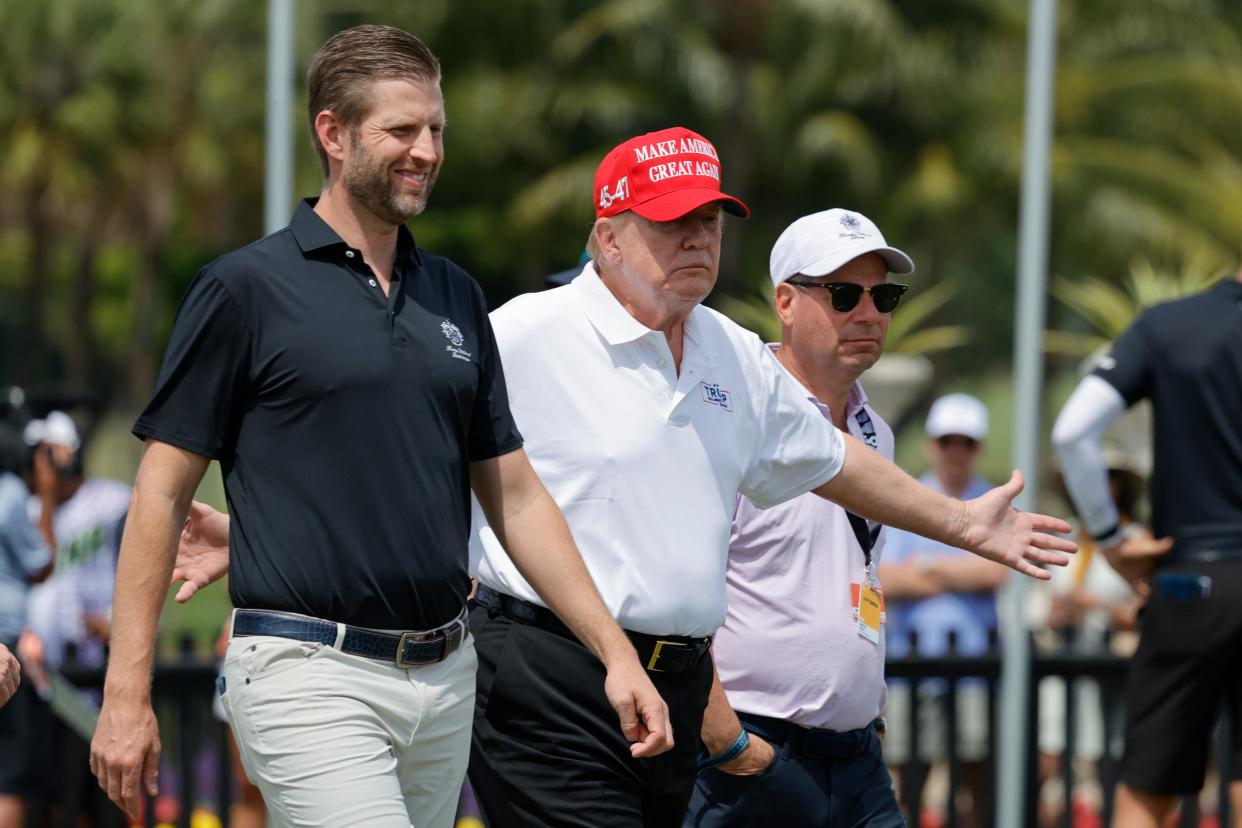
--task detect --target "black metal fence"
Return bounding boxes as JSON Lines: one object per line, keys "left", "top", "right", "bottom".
{"left": 884, "top": 630, "right": 1234, "bottom": 828}
{"left": 39, "top": 634, "right": 1234, "bottom": 828}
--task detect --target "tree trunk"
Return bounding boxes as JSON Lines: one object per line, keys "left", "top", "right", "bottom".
{"left": 17, "top": 176, "right": 51, "bottom": 385}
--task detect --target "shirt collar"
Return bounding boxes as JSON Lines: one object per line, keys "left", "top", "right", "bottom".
{"left": 571, "top": 262, "right": 664, "bottom": 345}
{"left": 289, "top": 198, "right": 422, "bottom": 266}
{"left": 765, "top": 343, "right": 870, "bottom": 421}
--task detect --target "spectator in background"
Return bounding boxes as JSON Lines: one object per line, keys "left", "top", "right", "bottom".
{"left": 21, "top": 411, "right": 130, "bottom": 678}
{"left": 0, "top": 442, "right": 55, "bottom": 828}
{"left": 880, "top": 393, "right": 1006, "bottom": 828}
{"left": 19, "top": 411, "right": 130, "bottom": 826}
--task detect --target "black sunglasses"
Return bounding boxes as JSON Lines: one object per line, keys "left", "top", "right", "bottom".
{"left": 785, "top": 280, "right": 909, "bottom": 313}
{"left": 936, "top": 435, "right": 979, "bottom": 450}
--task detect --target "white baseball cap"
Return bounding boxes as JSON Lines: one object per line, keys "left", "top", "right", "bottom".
{"left": 23, "top": 410, "right": 81, "bottom": 451}
{"left": 769, "top": 208, "right": 915, "bottom": 288}
{"left": 925, "top": 393, "right": 988, "bottom": 441}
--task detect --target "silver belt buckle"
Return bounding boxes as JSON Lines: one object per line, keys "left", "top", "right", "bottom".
{"left": 395, "top": 610, "right": 467, "bottom": 668}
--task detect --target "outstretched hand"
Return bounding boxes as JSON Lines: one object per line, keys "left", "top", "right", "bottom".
{"left": 958, "top": 470, "right": 1077, "bottom": 579}
{"left": 603, "top": 659, "right": 673, "bottom": 758}
{"left": 171, "top": 501, "right": 231, "bottom": 603}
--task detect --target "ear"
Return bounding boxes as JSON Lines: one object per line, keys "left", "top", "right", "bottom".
{"left": 595, "top": 217, "right": 625, "bottom": 265}
{"left": 315, "top": 109, "right": 349, "bottom": 169}
{"left": 773, "top": 281, "right": 797, "bottom": 327}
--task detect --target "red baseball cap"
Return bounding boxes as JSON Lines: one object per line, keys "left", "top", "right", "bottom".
{"left": 594, "top": 127, "right": 750, "bottom": 221}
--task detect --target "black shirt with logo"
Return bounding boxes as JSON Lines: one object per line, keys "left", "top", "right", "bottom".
{"left": 135, "top": 200, "right": 522, "bottom": 629}
{"left": 1092, "top": 278, "right": 1242, "bottom": 556}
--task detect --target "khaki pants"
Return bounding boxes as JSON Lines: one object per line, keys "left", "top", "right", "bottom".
{"left": 220, "top": 632, "right": 476, "bottom": 828}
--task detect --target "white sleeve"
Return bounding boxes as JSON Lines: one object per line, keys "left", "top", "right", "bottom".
{"left": 739, "top": 342, "right": 845, "bottom": 509}
{"left": 1051, "top": 375, "right": 1127, "bottom": 539}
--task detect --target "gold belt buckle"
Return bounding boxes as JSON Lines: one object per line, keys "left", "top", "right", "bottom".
{"left": 646, "top": 639, "right": 688, "bottom": 672}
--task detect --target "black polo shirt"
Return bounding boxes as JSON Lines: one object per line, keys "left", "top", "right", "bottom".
{"left": 135, "top": 200, "right": 523, "bottom": 630}
{"left": 1093, "top": 277, "right": 1242, "bottom": 557}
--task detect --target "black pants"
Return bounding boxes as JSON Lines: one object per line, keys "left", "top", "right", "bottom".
{"left": 1122, "top": 560, "right": 1242, "bottom": 795}
{"left": 684, "top": 713, "right": 905, "bottom": 828}
{"left": 468, "top": 605, "right": 713, "bottom": 828}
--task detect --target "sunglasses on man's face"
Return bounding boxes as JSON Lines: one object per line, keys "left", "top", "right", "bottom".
{"left": 785, "top": 280, "right": 909, "bottom": 314}
{"left": 936, "top": 435, "right": 979, "bottom": 450}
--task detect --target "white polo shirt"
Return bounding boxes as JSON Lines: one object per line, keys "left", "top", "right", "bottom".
{"left": 470, "top": 264, "right": 846, "bottom": 637}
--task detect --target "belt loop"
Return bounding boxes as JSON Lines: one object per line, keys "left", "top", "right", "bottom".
{"left": 229, "top": 607, "right": 239, "bottom": 639}
{"left": 332, "top": 621, "right": 346, "bottom": 650}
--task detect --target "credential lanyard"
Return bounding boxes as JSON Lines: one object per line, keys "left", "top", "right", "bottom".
{"left": 846, "top": 407, "right": 883, "bottom": 570}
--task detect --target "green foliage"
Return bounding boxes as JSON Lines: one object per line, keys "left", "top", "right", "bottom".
{"left": 1046, "top": 257, "right": 1225, "bottom": 356}
{"left": 5, "top": 0, "right": 1242, "bottom": 402}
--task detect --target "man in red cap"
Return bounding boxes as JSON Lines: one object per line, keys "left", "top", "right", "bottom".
{"left": 171, "top": 128, "right": 1076, "bottom": 827}
{"left": 464, "top": 127, "right": 1074, "bottom": 826}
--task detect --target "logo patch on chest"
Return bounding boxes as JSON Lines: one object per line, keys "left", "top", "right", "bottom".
{"left": 700, "top": 382, "right": 733, "bottom": 412}
{"left": 441, "top": 319, "right": 472, "bottom": 362}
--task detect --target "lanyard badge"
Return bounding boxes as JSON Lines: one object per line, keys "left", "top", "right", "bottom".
{"left": 848, "top": 405, "right": 884, "bottom": 643}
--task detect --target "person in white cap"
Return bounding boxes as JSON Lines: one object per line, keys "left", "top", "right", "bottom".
{"left": 685, "top": 208, "right": 913, "bottom": 827}
{"left": 169, "top": 130, "right": 1077, "bottom": 827}
{"left": 880, "top": 393, "right": 1008, "bottom": 828}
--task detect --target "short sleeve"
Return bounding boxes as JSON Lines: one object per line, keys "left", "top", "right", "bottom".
{"left": 1091, "top": 313, "right": 1152, "bottom": 406}
{"left": 466, "top": 283, "right": 523, "bottom": 461}
{"left": 0, "top": 479, "right": 50, "bottom": 579}
{"left": 133, "top": 270, "right": 253, "bottom": 459}
{"left": 738, "top": 343, "right": 846, "bottom": 509}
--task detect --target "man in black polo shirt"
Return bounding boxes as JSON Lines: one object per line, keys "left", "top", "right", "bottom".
{"left": 1053, "top": 271, "right": 1242, "bottom": 826}
{"left": 89, "top": 25, "right": 669, "bottom": 828}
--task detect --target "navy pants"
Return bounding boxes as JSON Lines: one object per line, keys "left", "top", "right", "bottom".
{"left": 684, "top": 714, "right": 906, "bottom": 828}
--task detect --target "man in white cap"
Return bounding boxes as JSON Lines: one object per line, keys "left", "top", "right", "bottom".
{"left": 685, "top": 208, "right": 912, "bottom": 827}
{"left": 880, "top": 393, "right": 1007, "bottom": 827}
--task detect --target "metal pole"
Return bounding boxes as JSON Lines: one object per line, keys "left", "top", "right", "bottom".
{"left": 264, "top": 0, "right": 295, "bottom": 235}
{"left": 999, "top": 0, "right": 1059, "bottom": 825}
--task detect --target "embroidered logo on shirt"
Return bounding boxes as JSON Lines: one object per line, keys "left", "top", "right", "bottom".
{"left": 700, "top": 382, "right": 733, "bottom": 412}
{"left": 441, "top": 320, "right": 472, "bottom": 362}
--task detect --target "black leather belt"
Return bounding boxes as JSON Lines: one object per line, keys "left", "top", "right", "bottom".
{"left": 473, "top": 585, "right": 711, "bottom": 674}
{"left": 739, "top": 711, "right": 878, "bottom": 760}
{"left": 1167, "top": 544, "right": 1242, "bottom": 565}
{"left": 232, "top": 607, "right": 468, "bottom": 668}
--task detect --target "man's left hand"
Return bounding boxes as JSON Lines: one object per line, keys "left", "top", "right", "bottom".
{"left": 958, "top": 470, "right": 1077, "bottom": 579}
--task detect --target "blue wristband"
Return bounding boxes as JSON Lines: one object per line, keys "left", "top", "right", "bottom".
{"left": 696, "top": 727, "right": 749, "bottom": 772}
